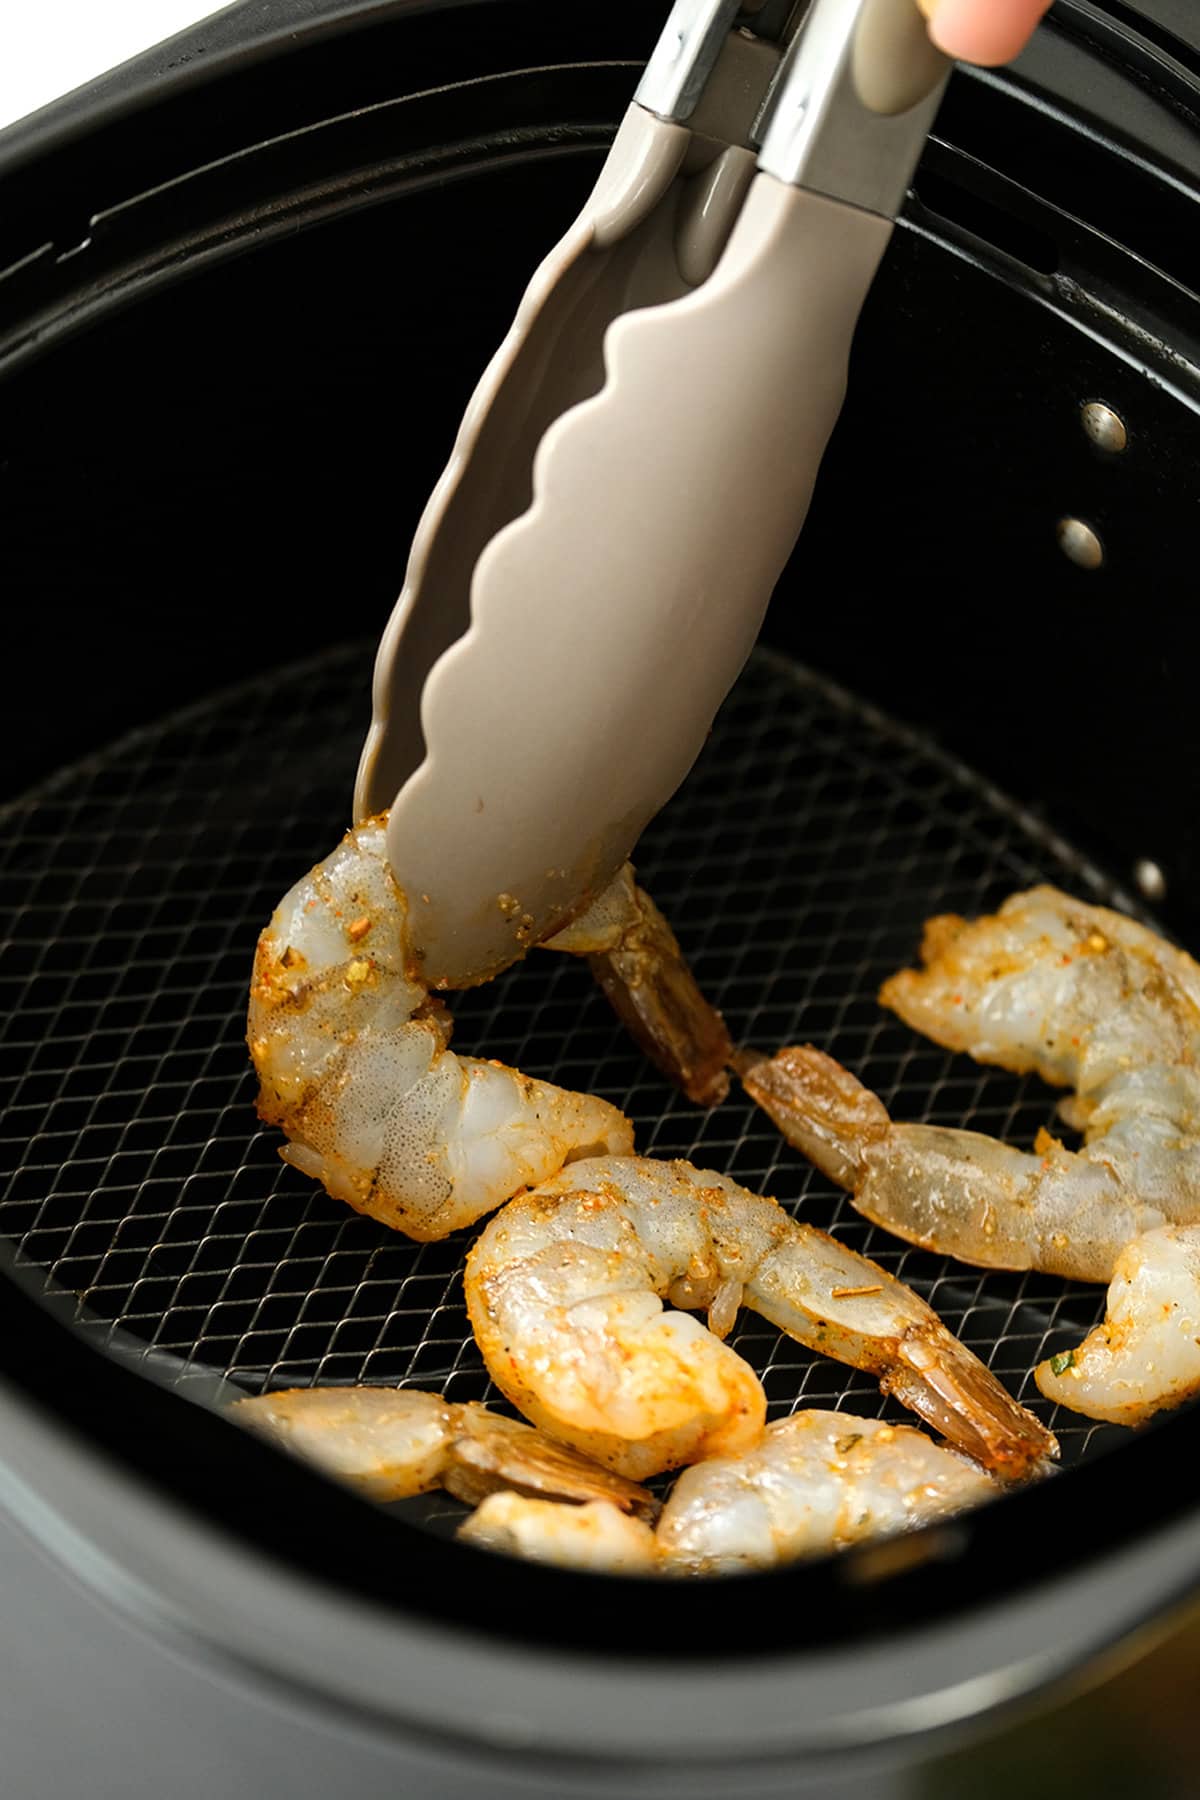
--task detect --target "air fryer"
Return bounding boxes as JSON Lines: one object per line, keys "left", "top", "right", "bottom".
{"left": 1, "top": 4, "right": 1199, "bottom": 1797}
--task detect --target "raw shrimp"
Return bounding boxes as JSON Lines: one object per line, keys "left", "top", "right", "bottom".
{"left": 248, "top": 818, "right": 736, "bottom": 1237}
{"left": 464, "top": 1156, "right": 1055, "bottom": 1481}
{"left": 460, "top": 1411, "right": 995, "bottom": 1575}
{"left": 738, "top": 1044, "right": 1198, "bottom": 1284}
{"left": 229, "top": 1385, "right": 657, "bottom": 1514}
{"left": 247, "top": 816, "right": 632, "bottom": 1240}
{"left": 880, "top": 887, "right": 1200, "bottom": 1094}
{"left": 462, "top": 1495, "right": 661, "bottom": 1573}
{"left": 739, "top": 886, "right": 1200, "bottom": 1283}
{"left": 1035, "top": 1224, "right": 1200, "bottom": 1425}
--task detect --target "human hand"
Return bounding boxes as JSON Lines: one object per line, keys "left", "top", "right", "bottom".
{"left": 918, "top": 0, "right": 1054, "bottom": 66}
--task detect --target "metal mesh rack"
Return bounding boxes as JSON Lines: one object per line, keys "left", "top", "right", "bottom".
{"left": 0, "top": 642, "right": 1132, "bottom": 1503}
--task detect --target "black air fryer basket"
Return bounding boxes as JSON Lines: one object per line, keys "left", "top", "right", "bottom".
{"left": 2, "top": 3, "right": 1200, "bottom": 1793}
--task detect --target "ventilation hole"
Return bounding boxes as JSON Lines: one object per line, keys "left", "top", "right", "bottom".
{"left": 915, "top": 170, "right": 1060, "bottom": 276}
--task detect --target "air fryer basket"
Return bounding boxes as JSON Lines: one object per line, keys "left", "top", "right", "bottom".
{"left": 0, "top": 639, "right": 1146, "bottom": 1477}
{"left": 2, "top": 0, "right": 1200, "bottom": 1756}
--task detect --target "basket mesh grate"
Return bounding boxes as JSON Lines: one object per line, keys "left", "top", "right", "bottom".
{"left": 0, "top": 643, "right": 1138, "bottom": 1495}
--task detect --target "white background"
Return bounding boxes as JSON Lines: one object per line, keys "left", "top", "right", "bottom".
{"left": 0, "top": 3, "right": 224, "bottom": 132}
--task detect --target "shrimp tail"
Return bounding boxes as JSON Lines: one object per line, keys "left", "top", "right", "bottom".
{"left": 549, "top": 868, "right": 732, "bottom": 1107}
{"left": 230, "top": 1387, "right": 659, "bottom": 1515}
{"left": 882, "top": 1329, "right": 1057, "bottom": 1482}
{"left": 447, "top": 1404, "right": 661, "bottom": 1518}
{"left": 736, "top": 1044, "right": 890, "bottom": 1186}
{"left": 587, "top": 885, "right": 732, "bottom": 1108}
{"left": 750, "top": 1229, "right": 1058, "bottom": 1482}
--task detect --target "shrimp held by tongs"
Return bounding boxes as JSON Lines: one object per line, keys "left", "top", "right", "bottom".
{"left": 465, "top": 1156, "right": 1055, "bottom": 1481}
{"left": 741, "top": 888, "right": 1200, "bottom": 1284}
{"left": 229, "top": 1386, "right": 657, "bottom": 1516}
{"left": 461, "top": 1411, "right": 995, "bottom": 1576}
{"left": 248, "top": 817, "right": 729, "bottom": 1240}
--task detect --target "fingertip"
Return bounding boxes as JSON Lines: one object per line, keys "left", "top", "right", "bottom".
{"left": 925, "top": 0, "right": 1053, "bottom": 67}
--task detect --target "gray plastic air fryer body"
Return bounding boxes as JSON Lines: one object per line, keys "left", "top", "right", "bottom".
{"left": 4, "top": 1367, "right": 1200, "bottom": 1800}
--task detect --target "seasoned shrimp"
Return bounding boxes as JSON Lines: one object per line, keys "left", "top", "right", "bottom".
{"left": 229, "top": 1386, "right": 657, "bottom": 1514}
{"left": 880, "top": 887, "right": 1200, "bottom": 1095}
{"left": 738, "top": 1044, "right": 1198, "bottom": 1285}
{"left": 460, "top": 1412, "right": 995, "bottom": 1575}
{"left": 465, "top": 1156, "right": 1055, "bottom": 1480}
{"left": 462, "top": 1494, "right": 661, "bottom": 1573}
{"left": 740, "top": 888, "right": 1200, "bottom": 1283}
{"left": 1035, "top": 1225, "right": 1200, "bottom": 1425}
{"left": 248, "top": 817, "right": 632, "bottom": 1240}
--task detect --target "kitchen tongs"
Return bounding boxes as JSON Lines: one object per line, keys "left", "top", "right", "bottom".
{"left": 355, "top": 0, "right": 949, "bottom": 989}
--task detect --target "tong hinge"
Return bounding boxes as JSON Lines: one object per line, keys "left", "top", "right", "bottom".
{"left": 636, "top": 0, "right": 950, "bottom": 221}
{"left": 636, "top": 0, "right": 805, "bottom": 126}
